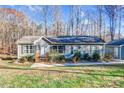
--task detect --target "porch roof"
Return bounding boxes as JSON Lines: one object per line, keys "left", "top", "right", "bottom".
{"left": 106, "top": 39, "right": 124, "bottom": 46}
{"left": 42, "top": 36, "right": 105, "bottom": 45}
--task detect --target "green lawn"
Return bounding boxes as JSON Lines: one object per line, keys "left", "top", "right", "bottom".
{"left": 0, "top": 60, "right": 124, "bottom": 88}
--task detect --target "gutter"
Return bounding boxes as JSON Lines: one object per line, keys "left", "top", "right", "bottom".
{"left": 47, "top": 42, "right": 105, "bottom": 45}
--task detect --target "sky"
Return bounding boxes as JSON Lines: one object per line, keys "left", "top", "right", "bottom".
{"left": 0, "top": 5, "right": 93, "bottom": 24}
{"left": 0, "top": 5, "right": 69, "bottom": 24}
{"left": 0, "top": 5, "right": 124, "bottom": 35}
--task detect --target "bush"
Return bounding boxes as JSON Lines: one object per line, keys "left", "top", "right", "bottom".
{"left": 83, "top": 53, "right": 91, "bottom": 61}
{"left": 103, "top": 53, "right": 113, "bottom": 62}
{"left": 72, "top": 51, "right": 81, "bottom": 63}
{"left": 92, "top": 52, "right": 101, "bottom": 61}
{"left": 25, "top": 55, "right": 35, "bottom": 62}
{"left": 45, "top": 52, "right": 49, "bottom": 62}
{"left": 49, "top": 52, "right": 66, "bottom": 63}
{"left": 18, "top": 57, "right": 25, "bottom": 63}
{"left": 0, "top": 55, "right": 17, "bottom": 60}
{"left": 18, "top": 55, "right": 35, "bottom": 63}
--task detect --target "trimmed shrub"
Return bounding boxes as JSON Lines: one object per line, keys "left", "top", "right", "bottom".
{"left": 18, "top": 57, "right": 26, "bottom": 63}
{"left": 25, "top": 55, "right": 35, "bottom": 62}
{"left": 83, "top": 53, "right": 91, "bottom": 61}
{"left": 103, "top": 53, "right": 113, "bottom": 62}
{"left": 92, "top": 52, "right": 101, "bottom": 61}
{"left": 49, "top": 52, "right": 66, "bottom": 63}
{"left": 18, "top": 55, "right": 35, "bottom": 63}
{"left": 72, "top": 51, "right": 81, "bottom": 63}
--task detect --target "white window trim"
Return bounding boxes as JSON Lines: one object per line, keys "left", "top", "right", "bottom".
{"left": 23, "top": 45, "right": 35, "bottom": 54}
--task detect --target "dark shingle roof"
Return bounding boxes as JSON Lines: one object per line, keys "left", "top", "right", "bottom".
{"left": 42, "top": 36, "right": 105, "bottom": 45}
{"left": 17, "top": 36, "right": 105, "bottom": 45}
{"left": 107, "top": 39, "right": 124, "bottom": 46}
{"left": 16, "top": 36, "right": 40, "bottom": 44}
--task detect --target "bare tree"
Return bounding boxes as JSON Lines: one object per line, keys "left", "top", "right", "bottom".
{"left": 104, "top": 5, "right": 119, "bottom": 40}
{"left": 42, "top": 6, "right": 49, "bottom": 36}
{"left": 75, "top": 6, "right": 81, "bottom": 35}
{"left": 69, "top": 6, "right": 74, "bottom": 36}
{"left": 118, "top": 6, "right": 122, "bottom": 39}
{"left": 97, "top": 5, "right": 103, "bottom": 38}
{"left": 0, "top": 8, "right": 39, "bottom": 55}
{"left": 51, "top": 6, "right": 63, "bottom": 36}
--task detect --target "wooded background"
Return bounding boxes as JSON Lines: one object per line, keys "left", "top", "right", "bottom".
{"left": 0, "top": 5, "right": 124, "bottom": 55}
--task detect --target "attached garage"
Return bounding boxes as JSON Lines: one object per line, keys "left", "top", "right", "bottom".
{"left": 106, "top": 39, "right": 124, "bottom": 60}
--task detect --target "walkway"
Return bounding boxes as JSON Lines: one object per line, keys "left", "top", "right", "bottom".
{"left": 31, "top": 61, "right": 124, "bottom": 68}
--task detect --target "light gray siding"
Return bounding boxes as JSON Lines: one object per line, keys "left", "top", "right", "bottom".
{"left": 114, "top": 46, "right": 124, "bottom": 60}
{"left": 17, "top": 44, "right": 36, "bottom": 59}
{"left": 17, "top": 45, "right": 21, "bottom": 59}
{"left": 105, "top": 46, "right": 124, "bottom": 60}
{"left": 121, "top": 46, "right": 124, "bottom": 60}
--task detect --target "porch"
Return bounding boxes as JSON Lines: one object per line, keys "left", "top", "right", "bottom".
{"left": 49, "top": 44, "right": 106, "bottom": 58}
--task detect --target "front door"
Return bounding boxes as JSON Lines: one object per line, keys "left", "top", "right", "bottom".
{"left": 40, "top": 46, "right": 45, "bottom": 58}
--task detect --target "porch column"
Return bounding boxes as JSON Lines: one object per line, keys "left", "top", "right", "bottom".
{"left": 71, "top": 45, "right": 73, "bottom": 54}
{"left": 50, "top": 45, "right": 53, "bottom": 52}
{"left": 90, "top": 45, "right": 92, "bottom": 55}
{"left": 120, "top": 45, "right": 122, "bottom": 60}
{"left": 57, "top": 45, "right": 59, "bottom": 53}
{"left": 64, "top": 45, "right": 65, "bottom": 53}
{"left": 102, "top": 44, "right": 106, "bottom": 59}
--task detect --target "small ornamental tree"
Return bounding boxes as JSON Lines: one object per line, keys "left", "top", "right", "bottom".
{"left": 35, "top": 51, "right": 41, "bottom": 62}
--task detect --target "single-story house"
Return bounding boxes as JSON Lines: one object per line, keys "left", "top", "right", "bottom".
{"left": 106, "top": 39, "right": 124, "bottom": 60}
{"left": 16, "top": 36, "right": 105, "bottom": 59}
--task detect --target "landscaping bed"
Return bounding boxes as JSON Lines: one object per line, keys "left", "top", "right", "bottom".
{"left": 0, "top": 54, "right": 17, "bottom": 60}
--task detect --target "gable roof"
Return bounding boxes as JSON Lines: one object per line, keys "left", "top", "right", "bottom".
{"left": 106, "top": 39, "right": 124, "bottom": 46}
{"left": 16, "top": 36, "right": 40, "bottom": 44}
{"left": 42, "top": 36, "right": 105, "bottom": 45}
{"left": 17, "top": 35, "right": 105, "bottom": 45}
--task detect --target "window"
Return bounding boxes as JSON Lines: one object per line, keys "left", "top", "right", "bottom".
{"left": 50, "top": 45, "right": 65, "bottom": 53}
{"left": 23, "top": 45, "right": 35, "bottom": 54}
{"left": 58, "top": 46, "right": 65, "bottom": 53}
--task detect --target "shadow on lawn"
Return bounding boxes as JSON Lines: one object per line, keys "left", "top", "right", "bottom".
{"left": 0, "top": 65, "right": 124, "bottom": 77}
{"left": 65, "top": 64, "right": 124, "bottom": 69}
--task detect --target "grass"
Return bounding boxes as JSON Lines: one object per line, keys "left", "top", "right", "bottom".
{"left": 0, "top": 60, "right": 124, "bottom": 88}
